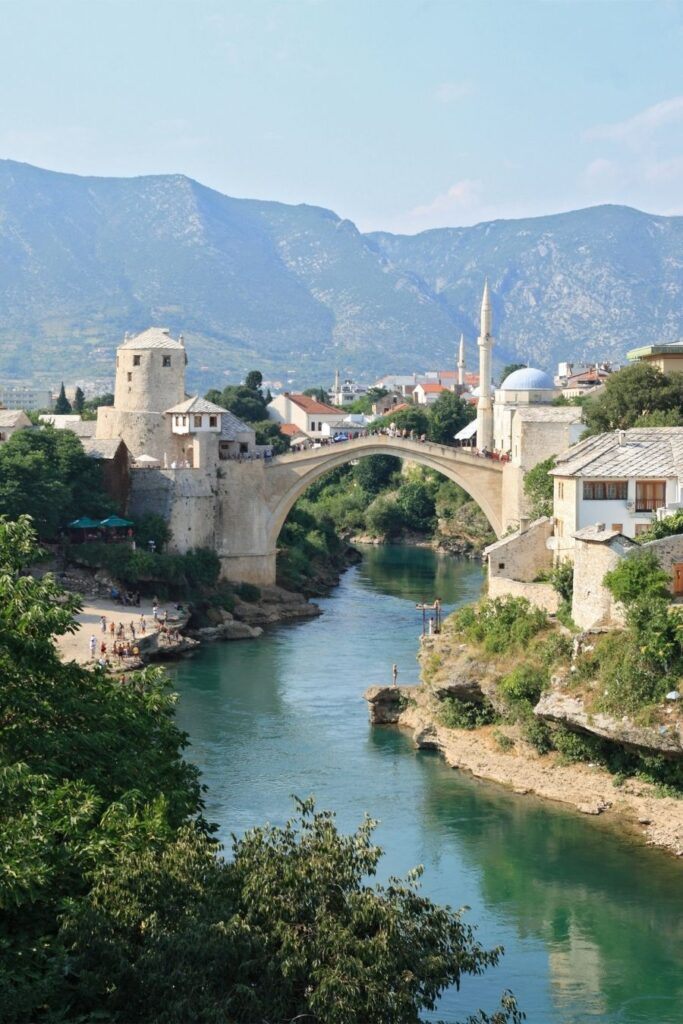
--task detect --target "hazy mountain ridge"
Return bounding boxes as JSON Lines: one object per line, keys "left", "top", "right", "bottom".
{"left": 0, "top": 159, "right": 682, "bottom": 389}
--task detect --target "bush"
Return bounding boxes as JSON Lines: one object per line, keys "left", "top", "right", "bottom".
{"left": 132, "top": 513, "right": 171, "bottom": 552}
{"left": 365, "top": 495, "right": 404, "bottom": 538}
{"left": 438, "top": 696, "right": 497, "bottom": 730}
{"left": 450, "top": 596, "right": 548, "bottom": 654}
{"left": 498, "top": 665, "right": 547, "bottom": 709}
{"left": 493, "top": 730, "right": 515, "bottom": 752}
{"left": 521, "top": 714, "right": 554, "bottom": 754}
{"left": 551, "top": 726, "right": 596, "bottom": 763}
{"left": 603, "top": 550, "right": 671, "bottom": 605}
{"left": 235, "top": 581, "right": 261, "bottom": 603}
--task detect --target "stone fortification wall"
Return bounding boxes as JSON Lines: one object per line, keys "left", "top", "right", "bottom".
{"left": 487, "top": 576, "right": 559, "bottom": 613}
{"left": 129, "top": 467, "right": 217, "bottom": 553}
{"left": 639, "top": 534, "right": 683, "bottom": 575}
{"left": 97, "top": 408, "right": 172, "bottom": 461}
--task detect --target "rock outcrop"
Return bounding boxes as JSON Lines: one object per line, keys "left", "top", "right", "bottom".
{"left": 535, "top": 691, "right": 683, "bottom": 757}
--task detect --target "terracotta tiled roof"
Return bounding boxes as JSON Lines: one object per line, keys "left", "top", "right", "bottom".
{"left": 287, "top": 394, "right": 342, "bottom": 415}
{"left": 419, "top": 383, "right": 447, "bottom": 394}
{"left": 280, "top": 422, "right": 306, "bottom": 437}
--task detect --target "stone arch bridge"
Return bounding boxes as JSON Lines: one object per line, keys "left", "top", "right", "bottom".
{"left": 130, "top": 435, "right": 507, "bottom": 585}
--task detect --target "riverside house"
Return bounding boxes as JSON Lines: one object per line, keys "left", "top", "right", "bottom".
{"left": 550, "top": 428, "right": 683, "bottom": 558}
{"left": 267, "top": 393, "right": 346, "bottom": 440}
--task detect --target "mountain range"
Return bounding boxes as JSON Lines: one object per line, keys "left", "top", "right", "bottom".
{"left": 1, "top": 159, "right": 682, "bottom": 392}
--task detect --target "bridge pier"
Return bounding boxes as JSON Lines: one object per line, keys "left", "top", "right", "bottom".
{"left": 218, "top": 550, "right": 277, "bottom": 587}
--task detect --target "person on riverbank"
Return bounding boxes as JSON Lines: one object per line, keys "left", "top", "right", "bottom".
{"left": 139, "top": 614, "right": 146, "bottom": 635}
{"left": 392, "top": 663, "right": 398, "bottom": 686}
{"left": 100, "top": 615, "right": 107, "bottom": 634}
{"left": 152, "top": 602, "right": 159, "bottom": 622}
{"left": 88, "top": 635, "right": 97, "bottom": 660}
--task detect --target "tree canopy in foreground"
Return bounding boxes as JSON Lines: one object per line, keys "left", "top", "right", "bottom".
{"left": 0, "top": 516, "right": 522, "bottom": 1024}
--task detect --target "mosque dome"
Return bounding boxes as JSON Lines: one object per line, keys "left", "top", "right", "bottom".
{"left": 500, "top": 367, "right": 555, "bottom": 390}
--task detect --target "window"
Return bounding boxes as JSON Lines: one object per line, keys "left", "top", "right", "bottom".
{"left": 175, "top": 416, "right": 180, "bottom": 426}
{"left": 162, "top": 355, "right": 171, "bottom": 367}
{"left": 635, "top": 480, "right": 666, "bottom": 512}
{"left": 583, "top": 480, "right": 627, "bottom": 500}
{"left": 498, "top": 562, "right": 505, "bottom": 570}
{"left": 556, "top": 519, "right": 564, "bottom": 538}
{"left": 182, "top": 415, "right": 187, "bottom": 426}
{"left": 611, "top": 523, "right": 623, "bottom": 533}
{"left": 557, "top": 481, "right": 564, "bottom": 499}
{"left": 127, "top": 372, "right": 132, "bottom": 383}
{"left": 133, "top": 354, "right": 141, "bottom": 366}
{"left": 209, "top": 415, "right": 217, "bottom": 428}
{"left": 194, "top": 415, "right": 202, "bottom": 428}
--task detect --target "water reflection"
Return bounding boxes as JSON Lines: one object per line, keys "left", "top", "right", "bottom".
{"left": 173, "top": 549, "right": 683, "bottom": 1024}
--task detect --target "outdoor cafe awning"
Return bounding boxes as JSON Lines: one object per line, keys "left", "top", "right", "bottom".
{"left": 99, "top": 515, "right": 134, "bottom": 528}
{"left": 68, "top": 517, "right": 102, "bottom": 529}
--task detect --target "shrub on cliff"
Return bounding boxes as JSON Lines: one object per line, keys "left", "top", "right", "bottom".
{"left": 450, "top": 596, "right": 547, "bottom": 655}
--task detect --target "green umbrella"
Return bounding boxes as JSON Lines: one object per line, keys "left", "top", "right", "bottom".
{"left": 68, "top": 517, "right": 102, "bottom": 529}
{"left": 99, "top": 515, "right": 134, "bottom": 528}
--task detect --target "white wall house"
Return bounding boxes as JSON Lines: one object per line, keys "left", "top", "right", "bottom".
{"left": 413, "top": 383, "right": 448, "bottom": 406}
{"left": 551, "top": 428, "right": 683, "bottom": 555}
{"left": 267, "top": 393, "right": 346, "bottom": 439}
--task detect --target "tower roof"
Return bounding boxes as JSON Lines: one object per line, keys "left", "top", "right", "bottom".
{"left": 120, "top": 327, "right": 185, "bottom": 351}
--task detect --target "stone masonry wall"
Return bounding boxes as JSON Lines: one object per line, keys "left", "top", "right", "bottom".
{"left": 488, "top": 575, "right": 560, "bottom": 613}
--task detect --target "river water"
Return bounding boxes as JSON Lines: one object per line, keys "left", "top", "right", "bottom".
{"left": 171, "top": 546, "right": 683, "bottom": 1024}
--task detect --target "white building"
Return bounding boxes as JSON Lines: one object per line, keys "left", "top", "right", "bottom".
{"left": 267, "top": 393, "right": 347, "bottom": 440}
{"left": 413, "top": 382, "right": 449, "bottom": 406}
{"left": 328, "top": 372, "right": 367, "bottom": 406}
{"left": 0, "top": 384, "right": 53, "bottom": 411}
{"left": 493, "top": 367, "right": 560, "bottom": 453}
{"left": 551, "top": 427, "right": 683, "bottom": 553}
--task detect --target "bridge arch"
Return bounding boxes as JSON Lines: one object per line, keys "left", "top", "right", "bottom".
{"left": 265, "top": 435, "right": 504, "bottom": 554}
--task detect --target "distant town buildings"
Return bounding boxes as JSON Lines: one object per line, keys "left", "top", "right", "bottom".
{"left": 267, "top": 392, "right": 347, "bottom": 440}
{"left": 0, "top": 408, "right": 31, "bottom": 443}
{"left": 0, "top": 384, "right": 53, "bottom": 411}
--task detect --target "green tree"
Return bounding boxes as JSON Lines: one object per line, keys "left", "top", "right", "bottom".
{"left": 428, "top": 391, "right": 476, "bottom": 444}
{"left": 375, "top": 406, "right": 430, "bottom": 436}
{"left": 54, "top": 382, "right": 72, "bottom": 414}
{"left": 582, "top": 363, "right": 683, "bottom": 435}
{"left": 244, "top": 369, "right": 263, "bottom": 392}
{"left": 219, "top": 384, "right": 268, "bottom": 423}
{"left": 72, "top": 386, "right": 85, "bottom": 413}
{"left": 397, "top": 479, "right": 437, "bottom": 532}
{"left": 253, "top": 418, "right": 291, "bottom": 454}
{"left": 635, "top": 508, "right": 683, "bottom": 543}
{"left": 353, "top": 454, "right": 401, "bottom": 495}
{"left": 498, "top": 363, "right": 527, "bottom": 385}
{"left": 366, "top": 494, "right": 404, "bottom": 538}
{"left": 204, "top": 387, "right": 223, "bottom": 405}
{"left": 303, "top": 386, "right": 330, "bottom": 404}
{"left": 0, "top": 427, "right": 112, "bottom": 538}
{"left": 523, "top": 456, "right": 556, "bottom": 519}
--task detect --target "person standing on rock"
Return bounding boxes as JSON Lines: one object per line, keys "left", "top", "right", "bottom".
{"left": 392, "top": 663, "right": 398, "bottom": 686}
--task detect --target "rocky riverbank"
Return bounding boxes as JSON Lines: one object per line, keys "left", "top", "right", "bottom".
{"left": 364, "top": 628, "right": 683, "bottom": 857}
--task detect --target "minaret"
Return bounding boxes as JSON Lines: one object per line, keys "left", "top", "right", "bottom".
{"left": 457, "top": 333, "right": 465, "bottom": 387}
{"left": 476, "top": 279, "right": 494, "bottom": 450}
{"left": 334, "top": 368, "right": 340, "bottom": 402}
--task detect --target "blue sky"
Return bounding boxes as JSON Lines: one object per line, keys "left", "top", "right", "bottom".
{"left": 2, "top": 0, "right": 683, "bottom": 232}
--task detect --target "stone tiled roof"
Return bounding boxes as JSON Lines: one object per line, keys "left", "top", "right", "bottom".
{"left": 165, "top": 395, "right": 227, "bottom": 415}
{"left": 120, "top": 327, "right": 185, "bottom": 351}
{"left": 513, "top": 406, "right": 583, "bottom": 422}
{"left": 0, "top": 409, "right": 29, "bottom": 427}
{"left": 80, "top": 437, "right": 125, "bottom": 460}
{"left": 552, "top": 428, "right": 683, "bottom": 479}
{"left": 220, "top": 410, "right": 254, "bottom": 440}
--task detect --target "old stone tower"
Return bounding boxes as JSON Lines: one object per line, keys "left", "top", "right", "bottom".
{"left": 97, "top": 327, "right": 188, "bottom": 459}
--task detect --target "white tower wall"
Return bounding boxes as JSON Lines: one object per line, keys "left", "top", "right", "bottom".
{"left": 476, "top": 281, "right": 494, "bottom": 450}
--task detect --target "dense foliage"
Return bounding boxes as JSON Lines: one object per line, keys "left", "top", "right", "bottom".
{"left": 1, "top": 518, "right": 522, "bottom": 1024}
{"left": 635, "top": 508, "right": 683, "bottom": 544}
{"left": 70, "top": 541, "right": 220, "bottom": 596}
{"left": 449, "top": 596, "right": 548, "bottom": 655}
{"left": 522, "top": 456, "right": 556, "bottom": 520}
{"left": 582, "top": 363, "right": 683, "bottom": 435}
{"left": 0, "top": 426, "right": 113, "bottom": 538}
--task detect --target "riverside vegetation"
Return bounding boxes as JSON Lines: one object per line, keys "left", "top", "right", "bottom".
{"left": 421, "top": 566, "right": 683, "bottom": 797}
{"left": 0, "top": 517, "right": 525, "bottom": 1024}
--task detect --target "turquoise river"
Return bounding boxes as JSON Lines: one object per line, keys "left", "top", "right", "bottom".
{"left": 171, "top": 545, "right": 683, "bottom": 1024}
